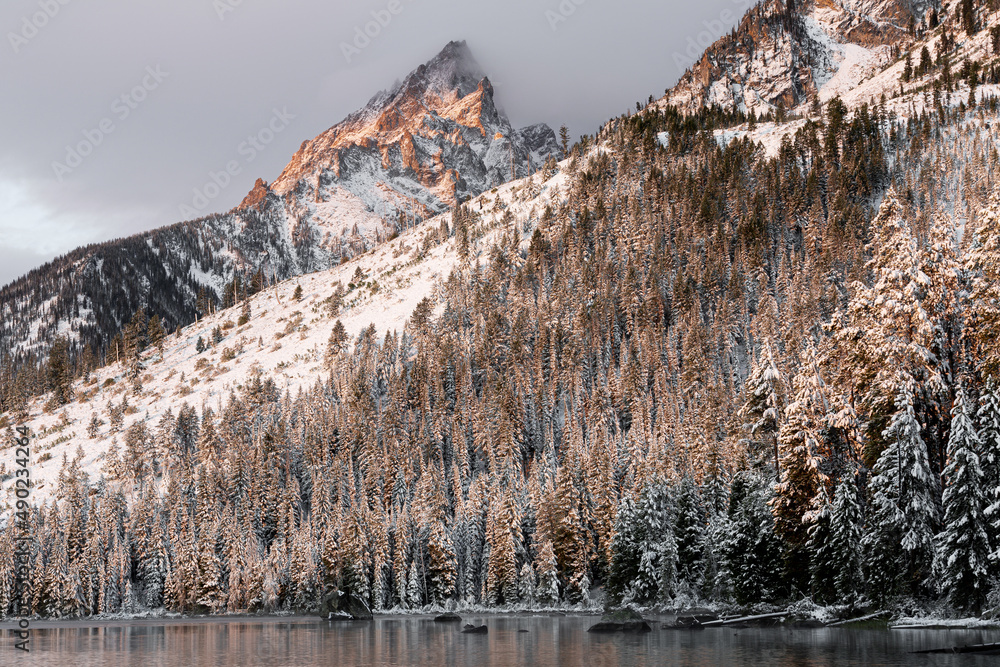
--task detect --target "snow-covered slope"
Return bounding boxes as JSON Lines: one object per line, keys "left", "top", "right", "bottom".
{"left": 0, "top": 157, "right": 574, "bottom": 507}
{"left": 652, "top": 0, "right": 1000, "bottom": 159}
{"left": 654, "top": 0, "right": 929, "bottom": 116}
{"left": 0, "top": 41, "right": 558, "bottom": 364}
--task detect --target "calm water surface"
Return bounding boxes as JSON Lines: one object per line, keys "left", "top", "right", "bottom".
{"left": 3, "top": 615, "right": 1000, "bottom": 666}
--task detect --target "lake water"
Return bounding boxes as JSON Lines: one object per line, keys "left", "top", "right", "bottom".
{"left": 3, "top": 614, "right": 1000, "bottom": 666}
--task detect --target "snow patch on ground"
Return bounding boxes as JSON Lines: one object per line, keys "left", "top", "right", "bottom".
{"left": 714, "top": 119, "right": 807, "bottom": 157}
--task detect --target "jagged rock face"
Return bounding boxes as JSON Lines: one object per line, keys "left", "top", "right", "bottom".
{"left": 0, "top": 41, "right": 557, "bottom": 362}
{"left": 658, "top": 0, "right": 928, "bottom": 115}
{"left": 265, "top": 40, "right": 559, "bottom": 231}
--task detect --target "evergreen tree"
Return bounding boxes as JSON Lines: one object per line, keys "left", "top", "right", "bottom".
{"left": 406, "top": 560, "right": 422, "bottom": 608}
{"left": 629, "top": 480, "right": 678, "bottom": 605}
{"left": 828, "top": 473, "right": 864, "bottom": 603}
{"left": 937, "top": 386, "right": 991, "bottom": 612}
{"left": 47, "top": 336, "right": 72, "bottom": 405}
{"left": 673, "top": 477, "right": 707, "bottom": 594}
{"left": 427, "top": 521, "right": 457, "bottom": 605}
{"left": 535, "top": 540, "right": 559, "bottom": 606}
{"left": 806, "top": 486, "right": 836, "bottom": 604}
{"left": 834, "top": 190, "right": 936, "bottom": 466}
{"left": 724, "top": 472, "right": 783, "bottom": 605}
{"left": 517, "top": 562, "right": 536, "bottom": 604}
{"left": 606, "top": 494, "right": 640, "bottom": 604}
{"left": 238, "top": 299, "right": 251, "bottom": 327}
{"left": 87, "top": 412, "right": 102, "bottom": 439}
{"left": 124, "top": 314, "right": 144, "bottom": 395}
{"left": 772, "top": 345, "right": 827, "bottom": 592}
{"left": 328, "top": 321, "right": 348, "bottom": 359}
{"left": 980, "top": 379, "right": 1000, "bottom": 570}
{"left": 739, "top": 340, "right": 783, "bottom": 470}
{"left": 147, "top": 315, "right": 166, "bottom": 356}
{"left": 864, "top": 383, "right": 938, "bottom": 600}
{"left": 967, "top": 197, "right": 1000, "bottom": 380}
{"left": 962, "top": 0, "right": 976, "bottom": 35}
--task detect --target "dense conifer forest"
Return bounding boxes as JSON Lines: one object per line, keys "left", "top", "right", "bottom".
{"left": 5, "top": 78, "right": 1000, "bottom": 618}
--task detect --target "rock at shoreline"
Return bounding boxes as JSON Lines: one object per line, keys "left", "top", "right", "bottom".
{"left": 319, "top": 590, "right": 373, "bottom": 621}
{"left": 588, "top": 620, "right": 652, "bottom": 633}
{"left": 588, "top": 621, "right": 624, "bottom": 633}
{"left": 589, "top": 607, "right": 651, "bottom": 633}
{"left": 434, "top": 612, "right": 463, "bottom": 623}
{"left": 462, "top": 624, "right": 488, "bottom": 634}
{"left": 339, "top": 594, "right": 373, "bottom": 621}
{"left": 327, "top": 612, "right": 354, "bottom": 622}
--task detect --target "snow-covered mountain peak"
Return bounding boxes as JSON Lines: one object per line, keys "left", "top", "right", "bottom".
{"left": 395, "top": 39, "right": 486, "bottom": 101}
{"left": 0, "top": 41, "right": 559, "bottom": 368}
{"left": 653, "top": 0, "right": 933, "bottom": 116}
{"left": 268, "top": 40, "right": 558, "bottom": 219}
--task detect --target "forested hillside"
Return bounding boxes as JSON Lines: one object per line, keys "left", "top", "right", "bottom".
{"left": 5, "top": 0, "right": 1000, "bottom": 620}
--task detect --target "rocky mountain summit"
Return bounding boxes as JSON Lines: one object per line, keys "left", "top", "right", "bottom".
{"left": 656, "top": 0, "right": 932, "bottom": 115}
{"left": 267, "top": 40, "right": 557, "bottom": 216}
{"left": 0, "top": 41, "right": 558, "bottom": 362}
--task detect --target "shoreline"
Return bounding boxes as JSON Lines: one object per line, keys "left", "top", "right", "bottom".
{"left": 4, "top": 609, "right": 1000, "bottom": 631}
{"left": 0, "top": 609, "right": 605, "bottom": 630}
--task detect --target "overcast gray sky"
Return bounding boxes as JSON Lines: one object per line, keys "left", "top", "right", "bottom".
{"left": 0, "top": 0, "right": 749, "bottom": 286}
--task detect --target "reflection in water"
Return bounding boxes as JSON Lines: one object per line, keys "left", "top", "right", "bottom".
{"left": 4, "top": 616, "right": 1000, "bottom": 666}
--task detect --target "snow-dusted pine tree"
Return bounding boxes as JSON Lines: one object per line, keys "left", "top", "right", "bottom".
{"left": 606, "top": 494, "right": 639, "bottom": 605}
{"left": 535, "top": 540, "right": 559, "bottom": 606}
{"left": 978, "top": 379, "right": 1000, "bottom": 572}
{"left": 627, "top": 480, "right": 678, "bottom": 605}
{"left": 517, "top": 562, "right": 536, "bottom": 605}
{"left": 739, "top": 339, "right": 784, "bottom": 470}
{"left": 966, "top": 196, "right": 1000, "bottom": 380}
{"left": 936, "top": 386, "right": 991, "bottom": 612}
{"left": 806, "top": 485, "right": 836, "bottom": 604}
{"left": 772, "top": 344, "right": 827, "bottom": 590}
{"left": 673, "top": 477, "right": 707, "bottom": 594}
{"left": 724, "top": 472, "right": 783, "bottom": 605}
{"left": 829, "top": 473, "right": 864, "bottom": 603}
{"left": 832, "top": 190, "right": 937, "bottom": 466}
{"left": 863, "top": 382, "right": 938, "bottom": 600}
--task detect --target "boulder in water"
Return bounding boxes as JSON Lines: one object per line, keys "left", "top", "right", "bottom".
{"left": 587, "top": 621, "right": 625, "bottom": 633}
{"left": 462, "top": 624, "right": 488, "bottom": 634}
{"left": 589, "top": 607, "right": 651, "bottom": 633}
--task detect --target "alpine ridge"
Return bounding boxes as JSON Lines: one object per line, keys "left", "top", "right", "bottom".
{"left": 0, "top": 41, "right": 558, "bottom": 366}
{"left": 655, "top": 0, "right": 930, "bottom": 115}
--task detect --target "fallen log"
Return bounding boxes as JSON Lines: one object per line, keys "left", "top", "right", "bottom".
{"left": 914, "top": 642, "right": 1000, "bottom": 654}
{"left": 827, "top": 611, "right": 887, "bottom": 627}
{"left": 701, "top": 611, "right": 788, "bottom": 627}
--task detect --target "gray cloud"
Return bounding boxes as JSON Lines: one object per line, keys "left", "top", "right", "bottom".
{"left": 0, "top": 0, "right": 745, "bottom": 286}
